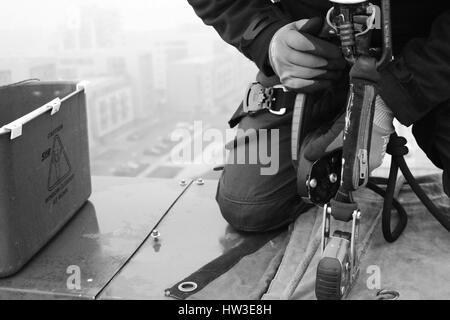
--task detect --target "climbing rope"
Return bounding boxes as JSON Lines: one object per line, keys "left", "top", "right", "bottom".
{"left": 368, "top": 132, "right": 450, "bottom": 243}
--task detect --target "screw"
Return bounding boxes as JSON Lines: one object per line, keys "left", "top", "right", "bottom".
{"left": 309, "top": 179, "right": 317, "bottom": 188}
{"left": 179, "top": 179, "right": 187, "bottom": 187}
{"left": 151, "top": 229, "right": 161, "bottom": 240}
{"left": 329, "top": 173, "right": 338, "bottom": 183}
{"left": 164, "top": 290, "right": 171, "bottom": 297}
{"left": 196, "top": 178, "right": 204, "bottom": 186}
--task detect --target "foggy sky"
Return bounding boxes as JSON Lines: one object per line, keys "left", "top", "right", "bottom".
{"left": 0, "top": 0, "right": 210, "bottom": 57}
{"left": 0, "top": 0, "right": 199, "bottom": 31}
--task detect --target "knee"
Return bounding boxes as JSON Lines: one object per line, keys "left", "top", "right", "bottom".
{"left": 443, "top": 171, "right": 450, "bottom": 198}
{"left": 216, "top": 182, "right": 308, "bottom": 233}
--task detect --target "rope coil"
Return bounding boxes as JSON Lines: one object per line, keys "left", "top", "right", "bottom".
{"left": 368, "top": 133, "right": 450, "bottom": 242}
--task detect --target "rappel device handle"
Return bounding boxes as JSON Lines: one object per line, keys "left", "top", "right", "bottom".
{"left": 331, "top": 0, "right": 392, "bottom": 211}
{"left": 315, "top": 0, "right": 392, "bottom": 301}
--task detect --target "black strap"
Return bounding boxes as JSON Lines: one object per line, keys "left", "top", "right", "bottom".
{"left": 165, "top": 228, "right": 284, "bottom": 300}
{"left": 228, "top": 101, "right": 245, "bottom": 128}
{"left": 329, "top": 199, "right": 359, "bottom": 222}
{"left": 228, "top": 88, "right": 297, "bottom": 128}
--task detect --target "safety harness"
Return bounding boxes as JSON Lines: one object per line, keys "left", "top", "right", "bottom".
{"left": 228, "top": 83, "right": 297, "bottom": 128}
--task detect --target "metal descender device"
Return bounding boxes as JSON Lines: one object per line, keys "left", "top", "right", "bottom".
{"left": 295, "top": 0, "right": 394, "bottom": 300}
{"left": 315, "top": 0, "right": 393, "bottom": 301}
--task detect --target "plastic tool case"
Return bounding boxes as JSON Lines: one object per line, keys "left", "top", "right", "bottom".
{"left": 0, "top": 81, "right": 91, "bottom": 277}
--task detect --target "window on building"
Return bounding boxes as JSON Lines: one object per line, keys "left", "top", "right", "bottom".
{"left": 120, "top": 93, "right": 129, "bottom": 120}
{"left": 99, "top": 100, "right": 109, "bottom": 131}
{"left": 110, "top": 96, "right": 119, "bottom": 125}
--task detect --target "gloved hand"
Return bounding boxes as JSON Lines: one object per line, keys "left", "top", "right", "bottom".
{"left": 269, "top": 17, "right": 346, "bottom": 93}
{"left": 303, "top": 95, "right": 395, "bottom": 173}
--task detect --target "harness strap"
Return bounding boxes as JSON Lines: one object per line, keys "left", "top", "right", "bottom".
{"left": 228, "top": 84, "right": 297, "bottom": 128}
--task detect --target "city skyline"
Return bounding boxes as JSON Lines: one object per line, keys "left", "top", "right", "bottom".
{"left": 0, "top": 1, "right": 258, "bottom": 180}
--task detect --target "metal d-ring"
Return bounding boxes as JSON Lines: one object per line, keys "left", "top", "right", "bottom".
{"left": 376, "top": 288, "right": 400, "bottom": 300}
{"left": 355, "top": 4, "right": 376, "bottom": 38}
{"left": 326, "top": 7, "right": 338, "bottom": 32}
{"left": 178, "top": 281, "right": 198, "bottom": 293}
{"left": 268, "top": 85, "right": 287, "bottom": 116}
{"left": 269, "top": 108, "right": 286, "bottom": 116}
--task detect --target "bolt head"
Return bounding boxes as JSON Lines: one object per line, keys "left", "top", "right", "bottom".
{"left": 329, "top": 173, "right": 338, "bottom": 183}
{"left": 309, "top": 179, "right": 318, "bottom": 188}
{"left": 179, "top": 180, "right": 187, "bottom": 186}
{"left": 151, "top": 229, "right": 161, "bottom": 240}
{"left": 196, "top": 178, "right": 204, "bottom": 185}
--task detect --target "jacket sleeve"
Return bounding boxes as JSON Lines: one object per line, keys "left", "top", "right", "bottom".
{"left": 187, "top": 0, "right": 291, "bottom": 75}
{"left": 379, "top": 11, "right": 450, "bottom": 126}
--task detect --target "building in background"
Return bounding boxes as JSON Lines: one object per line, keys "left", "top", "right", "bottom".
{"left": 55, "top": 48, "right": 156, "bottom": 119}
{"left": 122, "top": 30, "right": 190, "bottom": 109}
{"left": 0, "top": 58, "right": 57, "bottom": 85}
{"left": 61, "top": 4, "right": 124, "bottom": 51}
{"left": 153, "top": 40, "right": 189, "bottom": 95}
{"left": 166, "top": 45, "right": 257, "bottom": 116}
{"left": 86, "top": 77, "right": 134, "bottom": 146}
{"left": 0, "top": 2, "right": 258, "bottom": 157}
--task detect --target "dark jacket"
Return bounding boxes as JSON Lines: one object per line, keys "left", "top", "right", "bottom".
{"left": 187, "top": 0, "right": 450, "bottom": 126}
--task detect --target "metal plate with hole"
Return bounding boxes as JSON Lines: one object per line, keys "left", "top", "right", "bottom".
{"left": 98, "top": 180, "right": 253, "bottom": 300}
{"left": 178, "top": 282, "right": 198, "bottom": 293}
{"left": 376, "top": 289, "right": 400, "bottom": 300}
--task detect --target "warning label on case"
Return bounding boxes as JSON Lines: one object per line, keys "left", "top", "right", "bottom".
{"left": 47, "top": 134, "right": 72, "bottom": 191}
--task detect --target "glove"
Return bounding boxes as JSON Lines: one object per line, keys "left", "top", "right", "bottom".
{"left": 303, "top": 96, "right": 395, "bottom": 173}
{"left": 371, "top": 96, "right": 395, "bottom": 170}
{"left": 268, "top": 17, "right": 346, "bottom": 93}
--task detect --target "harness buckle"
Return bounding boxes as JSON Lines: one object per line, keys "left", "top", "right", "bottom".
{"left": 243, "top": 82, "right": 286, "bottom": 116}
